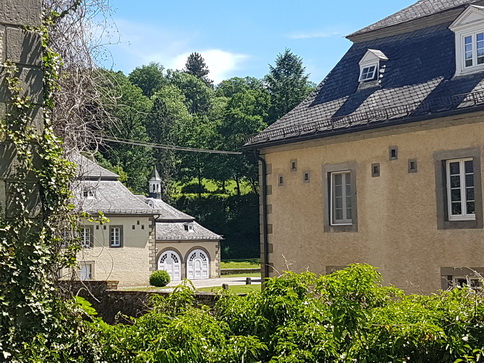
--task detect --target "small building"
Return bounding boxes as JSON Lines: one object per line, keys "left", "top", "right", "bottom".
{"left": 63, "top": 156, "right": 221, "bottom": 286}
{"left": 246, "top": 0, "right": 484, "bottom": 294}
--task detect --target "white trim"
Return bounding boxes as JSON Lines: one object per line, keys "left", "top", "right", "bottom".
{"left": 446, "top": 158, "right": 476, "bottom": 221}
{"left": 158, "top": 250, "right": 182, "bottom": 281}
{"left": 330, "top": 171, "right": 353, "bottom": 225}
{"left": 450, "top": 6, "right": 484, "bottom": 76}
{"left": 186, "top": 249, "right": 209, "bottom": 280}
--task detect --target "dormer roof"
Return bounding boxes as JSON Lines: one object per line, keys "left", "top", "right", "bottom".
{"left": 449, "top": 4, "right": 484, "bottom": 30}
{"left": 359, "top": 49, "right": 388, "bottom": 65}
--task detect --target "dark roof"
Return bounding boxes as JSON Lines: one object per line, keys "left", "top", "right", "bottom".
{"left": 72, "top": 154, "right": 119, "bottom": 180}
{"left": 74, "top": 180, "right": 157, "bottom": 215}
{"left": 350, "top": 0, "right": 479, "bottom": 37}
{"left": 146, "top": 198, "right": 194, "bottom": 221}
{"left": 155, "top": 221, "right": 222, "bottom": 241}
{"left": 246, "top": 6, "right": 484, "bottom": 148}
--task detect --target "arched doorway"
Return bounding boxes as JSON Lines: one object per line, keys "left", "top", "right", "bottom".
{"left": 158, "top": 250, "right": 181, "bottom": 281}
{"left": 186, "top": 249, "right": 209, "bottom": 280}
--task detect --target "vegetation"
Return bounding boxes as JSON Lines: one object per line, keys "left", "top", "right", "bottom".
{"left": 221, "top": 259, "right": 261, "bottom": 269}
{"left": 74, "top": 264, "right": 484, "bottom": 362}
{"left": 150, "top": 270, "right": 171, "bottom": 287}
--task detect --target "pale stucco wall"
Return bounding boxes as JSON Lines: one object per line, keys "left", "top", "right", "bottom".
{"left": 71, "top": 216, "right": 154, "bottom": 287}
{"left": 155, "top": 240, "right": 220, "bottom": 280}
{"left": 260, "top": 111, "right": 484, "bottom": 294}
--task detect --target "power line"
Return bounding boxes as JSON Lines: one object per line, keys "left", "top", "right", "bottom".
{"left": 99, "top": 137, "right": 244, "bottom": 155}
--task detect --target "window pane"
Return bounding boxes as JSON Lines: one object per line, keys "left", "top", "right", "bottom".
{"left": 451, "top": 189, "right": 461, "bottom": 202}
{"left": 335, "top": 208, "right": 343, "bottom": 220}
{"left": 477, "top": 33, "right": 484, "bottom": 41}
{"left": 451, "top": 175, "right": 461, "bottom": 188}
{"left": 467, "top": 202, "right": 476, "bottom": 214}
{"left": 466, "top": 188, "right": 475, "bottom": 201}
{"left": 465, "top": 160, "right": 473, "bottom": 173}
{"left": 449, "top": 162, "right": 460, "bottom": 175}
{"left": 466, "top": 174, "right": 474, "bottom": 187}
{"left": 452, "top": 202, "right": 462, "bottom": 215}
{"left": 335, "top": 196, "right": 343, "bottom": 209}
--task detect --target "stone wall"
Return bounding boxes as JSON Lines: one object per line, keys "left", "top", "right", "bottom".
{"left": 0, "top": 0, "right": 43, "bottom": 217}
{"left": 60, "top": 281, "right": 219, "bottom": 324}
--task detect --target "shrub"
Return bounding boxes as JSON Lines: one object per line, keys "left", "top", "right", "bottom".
{"left": 149, "top": 270, "right": 170, "bottom": 287}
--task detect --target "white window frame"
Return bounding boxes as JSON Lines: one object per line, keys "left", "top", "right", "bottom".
{"left": 446, "top": 158, "right": 476, "bottom": 221}
{"left": 359, "top": 64, "right": 378, "bottom": 82}
{"left": 330, "top": 171, "right": 353, "bottom": 226}
{"left": 453, "top": 275, "right": 482, "bottom": 289}
{"left": 109, "top": 226, "right": 122, "bottom": 247}
{"left": 80, "top": 226, "right": 93, "bottom": 248}
{"left": 450, "top": 6, "right": 484, "bottom": 76}
{"left": 82, "top": 187, "right": 95, "bottom": 199}
{"left": 80, "top": 262, "right": 94, "bottom": 281}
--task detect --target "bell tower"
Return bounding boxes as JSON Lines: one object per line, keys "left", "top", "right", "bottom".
{"left": 148, "top": 167, "right": 162, "bottom": 199}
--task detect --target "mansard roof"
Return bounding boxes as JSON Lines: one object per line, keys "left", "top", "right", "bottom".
{"left": 246, "top": 1, "right": 484, "bottom": 148}
{"left": 350, "top": 0, "right": 480, "bottom": 37}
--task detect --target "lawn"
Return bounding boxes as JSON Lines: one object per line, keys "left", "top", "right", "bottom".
{"left": 220, "top": 259, "right": 261, "bottom": 269}
{"left": 222, "top": 272, "right": 261, "bottom": 278}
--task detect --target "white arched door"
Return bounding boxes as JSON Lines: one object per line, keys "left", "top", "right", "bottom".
{"left": 158, "top": 250, "right": 181, "bottom": 281}
{"left": 186, "top": 249, "right": 209, "bottom": 280}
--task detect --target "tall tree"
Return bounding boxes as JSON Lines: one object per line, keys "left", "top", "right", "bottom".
{"left": 184, "top": 52, "right": 213, "bottom": 87}
{"left": 264, "top": 49, "right": 314, "bottom": 124}
{"left": 168, "top": 70, "right": 214, "bottom": 115}
{"left": 128, "top": 62, "right": 167, "bottom": 98}
{"left": 99, "top": 71, "right": 153, "bottom": 193}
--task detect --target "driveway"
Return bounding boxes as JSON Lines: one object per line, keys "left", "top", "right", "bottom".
{"left": 167, "top": 276, "right": 262, "bottom": 289}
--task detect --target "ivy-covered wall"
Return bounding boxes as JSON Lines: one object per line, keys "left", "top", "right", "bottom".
{"left": 0, "top": 0, "right": 43, "bottom": 217}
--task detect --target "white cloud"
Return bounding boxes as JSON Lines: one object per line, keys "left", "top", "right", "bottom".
{"left": 288, "top": 31, "right": 343, "bottom": 40}
{"left": 172, "top": 50, "right": 249, "bottom": 84}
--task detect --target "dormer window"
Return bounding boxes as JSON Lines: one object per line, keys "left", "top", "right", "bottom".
{"left": 82, "top": 187, "right": 95, "bottom": 199}
{"left": 359, "top": 65, "right": 377, "bottom": 81}
{"left": 358, "top": 49, "right": 388, "bottom": 83}
{"left": 184, "top": 223, "right": 194, "bottom": 232}
{"left": 450, "top": 5, "right": 484, "bottom": 75}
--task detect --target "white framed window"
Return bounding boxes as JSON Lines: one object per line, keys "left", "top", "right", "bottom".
{"left": 80, "top": 226, "right": 93, "bottom": 248}
{"left": 80, "top": 262, "right": 94, "bottom": 281}
{"left": 359, "top": 64, "right": 377, "bottom": 81}
{"left": 446, "top": 158, "right": 476, "bottom": 221}
{"left": 450, "top": 5, "right": 484, "bottom": 75}
{"left": 109, "top": 226, "right": 123, "bottom": 247}
{"left": 331, "top": 171, "right": 353, "bottom": 225}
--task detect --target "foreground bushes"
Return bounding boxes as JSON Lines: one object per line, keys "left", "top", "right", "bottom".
{"left": 72, "top": 264, "right": 484, "bottom": 362}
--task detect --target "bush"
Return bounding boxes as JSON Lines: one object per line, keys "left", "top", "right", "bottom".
{"left": 149, "top": 270, "right": 170, "bottom": 287}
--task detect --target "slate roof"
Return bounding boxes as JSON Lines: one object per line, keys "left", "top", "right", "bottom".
{"left": 155, "top": 221, "right": 222, "bottom": 241}
{"left": 147, "top": 198, "right": 194, "bottom": 221}
{"left": 74, "top": 180, "right": 157, "bottom": 215}
{"left": 146, "top": 198, "right": 222, "bottom": 241}
{"left": 246, "top": 2, "right": 484, "bottom": 148}
{"left": 350, "top": 0, "right": 479, "bottom": 37}
{"left": 72, "top": 154, "right": 119, "bottom": 180}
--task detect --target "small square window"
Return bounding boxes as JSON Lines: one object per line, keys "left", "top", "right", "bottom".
{"left": 278, "top": 175, "right": 284, "bottom": 186}
{"left": 290, "top": 159, "right": 297, "bottom": 172}
{"left": 303, "top": 172, "right": 310, "bottom": 183}
{"left": 141, "top": 225, "right": 145, "bottom": 230}
{"left": 132, "top": 225, "right": 135, "bottom": 230}
{"left": 408, "top": 159, "right": 418, "bottom": 173}
{"left": 82, "top": 187, "right": 95, "bottom": 199}
{"left": 371, "top": 163, "right": 380, "bottom": 177}
{"left": 389, "top": 146, "right": 398, "bottom": 160}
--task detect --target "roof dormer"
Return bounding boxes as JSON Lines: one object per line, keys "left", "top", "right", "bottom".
{"left": 358, "top": 49, "right": 388, "bottom": 82}
{"left": 450, "top": 5, "right": 484, "bottom": 76}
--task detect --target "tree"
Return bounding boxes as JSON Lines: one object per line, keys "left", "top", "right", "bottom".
{"left": 168, "top": 70, "right": 214, "bottom": 115}
{"left": 128, "top": 62, "right": 167, "bottom": 98}
{"left": 99, "top": 71, "right": 153, "bottom": 193}
{"left": 264, "top": 49, "right": 314, "bottom": 124}
{"left": 184, "top": 52, "right": 213, "bottom": 87}
{"left": 146, "top": 85, "right": 191, "bottom": 196}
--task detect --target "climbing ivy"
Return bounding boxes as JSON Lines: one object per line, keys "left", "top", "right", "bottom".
{"left": 0, "top": 7, "right": 101, "bottom": 361}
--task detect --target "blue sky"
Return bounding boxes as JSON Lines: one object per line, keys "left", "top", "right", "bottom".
{"left": 101, "top": 0, "right": 415, "bottom": 84}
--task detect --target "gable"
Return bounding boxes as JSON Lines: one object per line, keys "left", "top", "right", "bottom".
{"left": 450, "top": 5, "right": 484, "bottom": 30}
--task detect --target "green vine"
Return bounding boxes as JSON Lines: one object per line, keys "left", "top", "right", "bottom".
{"left": 0, "top": 7, "right": 100, "bottom": 362}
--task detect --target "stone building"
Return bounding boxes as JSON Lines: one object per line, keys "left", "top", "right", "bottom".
{"left": 246, "top": 0, "right": 484, "bottom": 294}
{"left": 65, "top": 155, "right": 221, "bottom": 286}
